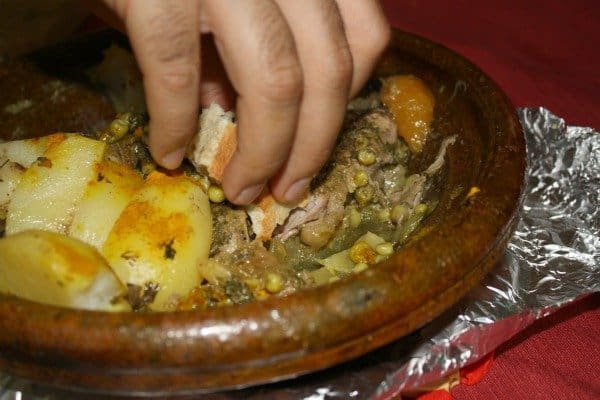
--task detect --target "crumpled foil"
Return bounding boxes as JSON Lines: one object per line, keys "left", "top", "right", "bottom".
{"left": 1, "top": 107, "right": 598, "bottom": 399}
{"left": 372, "top": 107, "right": 600, "bottom": 399}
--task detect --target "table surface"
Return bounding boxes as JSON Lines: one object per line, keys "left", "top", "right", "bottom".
{"left": 382, "top": 1, "right": 599, "bottom": 399}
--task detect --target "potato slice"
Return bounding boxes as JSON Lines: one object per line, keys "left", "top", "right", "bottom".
{"left": 103, "top": 171, "right": 211, "bottom": 311}
{"left": 0, "top": 161, "right": 25, "bottom": 220}
{"left": 69, "top": 160, "right": 143, "bottom": 250}
{"left": 0, "top": 134, "right": 69, "bottom": 219}
{"left": 5, "top": 135, "right": 105, "bottom": 235}
{"left": 0, "top": 133, "right": 67, "bottom": 167}
{"left": 0, "top": 230, "right": 129, "bottom": 311}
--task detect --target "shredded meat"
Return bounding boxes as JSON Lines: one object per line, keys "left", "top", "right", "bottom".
{"left": 274, "top": 108, "right": 402, "bottom": 249}
{"left": 209, "top": 204, "right": 251, "bottom": 256}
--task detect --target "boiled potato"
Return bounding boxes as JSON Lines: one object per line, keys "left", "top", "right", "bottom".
{"left": 0, "top": 134, "right": 68, "bottom": 218}
{"left": 0, "top": 230, "right": 129, "bottom": 311}
{"left": 69, "top": 160, "right": 143, "bottom": 250}
{"left": 5, "top": 135, "right": 105, "bottom": 235}
{"left": 103, "top": 171, "right": 211, "bottom": 311}
{"left": 0, "top": 133, "right": 66, "bottom": 167}
{"left": 0, "top": 161, "right": 24, "bottom": 220}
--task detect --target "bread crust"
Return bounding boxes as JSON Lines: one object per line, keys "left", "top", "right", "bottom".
{"left": 187, "top": 104, "right": 306, "bottom": 241}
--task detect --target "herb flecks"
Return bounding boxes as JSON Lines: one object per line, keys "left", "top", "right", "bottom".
{"left": 127, "top": 282, "right": 160, "bottom": 311}
{"left": 36, "top": 157, "right": 52, "bottom": 168}
{"left": 163, "top": 238, "right": 176, "bottom": 260}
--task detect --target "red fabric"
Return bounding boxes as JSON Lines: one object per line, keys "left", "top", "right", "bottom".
{"left": 459, "top": 352, "right": 494, "bottom": 386}
{"left": 452, "top": 295, "right": 600, "bottom": 399}
{"left": 382, "top": 2, "right": 600, "bottom": 399}
{"left": 382, "top": 0, "right": 600, "bottom": 128}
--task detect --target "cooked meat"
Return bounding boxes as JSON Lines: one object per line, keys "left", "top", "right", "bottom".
{"left": 276, "top": 107, "right": 403, "bottom": 249}
{"left": 276, "top": 195, "right": 328, "bottom": 241}
{"left": 209, "top": 203, "right": 251, "bottom": 256}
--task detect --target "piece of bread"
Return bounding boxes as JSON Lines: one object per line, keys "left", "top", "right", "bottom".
{"left": 246, "top": 191, "right": 296, "bottom": 241}
{"left": 187, "top": 104, "right": 308, "bottom": 241}
{"left": 187, "top": 104, "right": 237, "bottom": 183}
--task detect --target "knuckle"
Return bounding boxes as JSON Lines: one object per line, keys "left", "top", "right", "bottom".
{"left": 321, "top": 43, "right": 354, "bottom": 90}
{"left": 141, "top": 7, "right": 197, "bottom": 64}
{"left": 260, "top": 60, "right": 303, "bottom": 103}
{"left": 253, "top": 5, "right": 303, "bottom": 103}
{"left": 156, "top": 63, "right": 197, "bottom": 92}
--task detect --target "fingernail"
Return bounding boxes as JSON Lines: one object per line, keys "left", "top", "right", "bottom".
{"left": 233, "top": 183, "right": 264, "bottom": 205}
{"left": 284, "top": 177, "right": 311, "bottom": 203}
{"left": 160, "top": 147, "right": 186, "bottom": 169}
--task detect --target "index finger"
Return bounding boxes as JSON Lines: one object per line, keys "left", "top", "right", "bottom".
{"left": 123, "top": 0, "right": 201, "bottom": 168}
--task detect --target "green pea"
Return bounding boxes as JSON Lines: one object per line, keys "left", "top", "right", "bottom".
{"left": 208, "top": 185, "right": 226, "bottom": 203}
{"left": 358, "top": 149, "right": 376, "bottom": 166}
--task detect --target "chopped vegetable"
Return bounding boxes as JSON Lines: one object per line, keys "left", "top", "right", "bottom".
{"left": 349, "top": 207, "right": 362, "bottom": 228}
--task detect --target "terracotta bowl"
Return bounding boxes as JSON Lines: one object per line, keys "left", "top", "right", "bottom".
{"left": 0, "top": 29, "right": 526, "bottom": 396}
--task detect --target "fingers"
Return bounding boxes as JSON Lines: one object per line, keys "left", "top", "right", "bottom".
{"left": 269, "top": 0, "right": 352, "bottom": 203}
{"left": 94, "top": 0, "right": 389, "bottom": 205}
{"left": 335, "top": 0, "right": 391, "bottom": 97}
{"left": 120, "top": 0, "right": 201, "bottom": 168}
{"left": 204, "top": 0, "right": 303, "bottom": 205}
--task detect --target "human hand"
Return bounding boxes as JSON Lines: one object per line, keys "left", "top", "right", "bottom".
{"left": 88, "top": 0, "right": 390, "bottom": 205}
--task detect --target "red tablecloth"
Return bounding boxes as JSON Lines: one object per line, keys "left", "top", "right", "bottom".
{"left": 382, "top": 1, "right": 599, "bottom": 399}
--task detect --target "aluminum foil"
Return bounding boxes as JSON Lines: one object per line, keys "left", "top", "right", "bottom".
{"left": 372, "top": 107, "right": 600, "bottom": 399}
{"left": 1, "top": 107, "right": 598, "bottom": 399}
